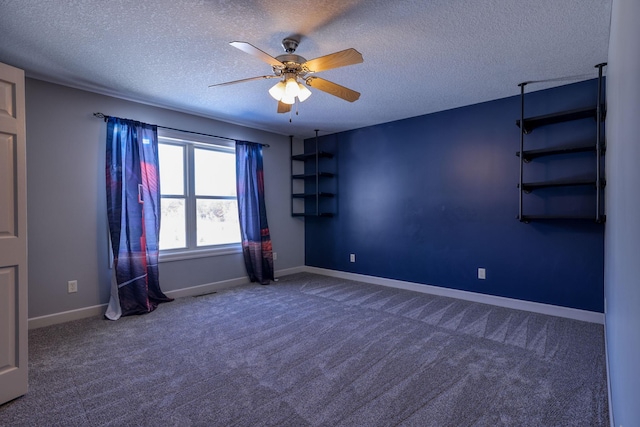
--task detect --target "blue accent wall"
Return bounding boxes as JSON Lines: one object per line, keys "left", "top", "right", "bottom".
{"left": 305, "top": 79, "right": 604, "bottom": 312}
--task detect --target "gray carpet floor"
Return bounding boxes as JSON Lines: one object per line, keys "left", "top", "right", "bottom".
{"left": 0, "top": 272, "right": 609, "bottom": 426}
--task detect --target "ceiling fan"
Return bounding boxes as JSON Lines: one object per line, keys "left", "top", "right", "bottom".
{"left": 209, "top": 38, "right": 363, "bottom": 114}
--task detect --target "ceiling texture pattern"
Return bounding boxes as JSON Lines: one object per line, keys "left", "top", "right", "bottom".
{"left": 0, "top": 0, "right": 611, "bottom": 138}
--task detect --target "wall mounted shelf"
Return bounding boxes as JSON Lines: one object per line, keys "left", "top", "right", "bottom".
{"left": 516, "top": 107, "right": 599, "bottom": 133}
{"left": 516, "top": 63, "right": 607, "bottom": 223}
{"left": 291, "top": 152, "right": 334, "bottom": 161}
{"left": 519, "top": 214, "right": 606, "bottom": 222}
{"left": 291, "top": 212, "right": 334, "bottom": 218}
{"left": 292, "top": 192, "right": 335, "bottom": 198}
{"left": 518, "top": 178, "right": 604, "bottom": 192}
{"left": 291, "top": 172, "right": 335, "bottom": 179}
{"left": 290, "top": 131, "right": 336, "bottom": 217}
{"left": 516, "top": 143, "right": 599, "bottom": 162}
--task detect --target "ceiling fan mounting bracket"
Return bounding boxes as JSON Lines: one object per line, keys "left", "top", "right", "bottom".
{"left": 281, "top": 38, "right": 299, "bottom": 54}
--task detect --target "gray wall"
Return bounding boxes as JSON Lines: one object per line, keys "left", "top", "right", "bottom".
{"left": 605, "top": 0, "right": 640, "bottom": 425}
{"left": 25, "top": 78, "right": 304, "bottom": 319}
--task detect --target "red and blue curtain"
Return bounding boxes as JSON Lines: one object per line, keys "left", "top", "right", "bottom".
{"left": 236, "top": 141, "right": 274, "bottom": 285}
{"left": 105, "top": 117, "right": 172, "bottom": 319}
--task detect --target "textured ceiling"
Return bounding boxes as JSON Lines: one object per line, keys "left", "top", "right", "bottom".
{"left": 0, "top": 0, "right": 611, "bottom": 138}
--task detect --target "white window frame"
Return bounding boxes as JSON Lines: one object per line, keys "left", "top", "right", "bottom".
{"left": 157, "top": 128, "right": 241, "bottom": 262}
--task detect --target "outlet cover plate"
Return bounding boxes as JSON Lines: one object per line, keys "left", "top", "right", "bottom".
{"left": 68, "top": 280, "right": 78, "bottom": 293}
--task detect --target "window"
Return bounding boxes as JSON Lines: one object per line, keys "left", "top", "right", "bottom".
{"left": 158, "top": 130, "right": 241, "bottom": 260}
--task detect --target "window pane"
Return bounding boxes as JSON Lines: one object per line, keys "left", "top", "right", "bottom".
{"left": 194, "top": 148, "right": 236, "bottom": 197}
{"left": 159, "top": 144, "right": 184, "bottom": 195}
{"left": 160, "top": 198, "right": 186, "bottom": 249}
{"left": 196, "top": 199, "right": 240, "bottom": 246}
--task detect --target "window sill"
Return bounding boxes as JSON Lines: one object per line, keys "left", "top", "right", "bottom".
{"left": 159, "top": 244, "right": 242, "bottom": 263}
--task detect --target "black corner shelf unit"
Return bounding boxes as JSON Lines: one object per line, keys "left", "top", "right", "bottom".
{"left": 516, "top": 63, "right": 607, "bottom": 224}
{"left": 290, "top": 131, "right": 336, "bottom": 217}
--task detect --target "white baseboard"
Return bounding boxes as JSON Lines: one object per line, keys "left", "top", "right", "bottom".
{"left": 28, "top": 304, "right": 108, "bottom": 329}
{"left": 303, "top": 266, "right": 605, "bottom": 324}
{"left": 164, "top": 275, "right": 250, "bottom": 299}
{"left": 275, "top": 266, "right": 308, "bottom": 277}
{"left": 603, "top": 313, "right": 614, "bottom": 427}
{"left": 28, "top": 266, "right": 306, "bottom": 329}
{"left": 29, "top": 265, "right": 602, "bottom": 328}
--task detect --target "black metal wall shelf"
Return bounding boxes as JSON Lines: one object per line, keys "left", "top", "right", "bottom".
{"left": 290, "top": 131, "right": 336, "bottom": 217}
{"left": 292, "top": 192, "right": 335, "bottom": 198}
{"left": 291, "top": 152, "right": 334, "bottom": 161}
{"left": 292, "top": 212, "right": 335, "bottom": 218}
{"left": 291, "top": 172, "right": 335, "bottom": 179}
{"left": 516, "top": 107, "right": 598, "bottom": 134}
{"left": 516, "top": 143, "right": 598, "bottom": 162}
{"left": 518, "top": 178, "right": 603, "bottom": 192}
{"left": 519, "top": 214, "right": 606, "bottom": 222}
{"left": 517, "top": 63, "right": 607, "bottom": 223}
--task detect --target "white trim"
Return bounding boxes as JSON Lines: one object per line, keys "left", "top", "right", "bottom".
{"left": 159, "top": 244, "right": 242, "bottom": 262}
{"left": 275, "top": 266, "right": 308, "bottom": 277}
{"left": 163, "top": 275, "right": 249, "bottom": 299}
{"left": 303, "top": 267, "right": 605, "bottom": 324}
{"left": 28, "top": 304, "right": 107, "bottom": 330}
{"left": 28, "top": 266, "right": 307, "bottom": 329}
{"left": 158, "top": 130, "right": 235, "bottom": 149}
{"left": 29, "top": 265, "right": 601, "bottom": 329}
{"left": 603, "top": 312, "right": 614, "bottom": 427}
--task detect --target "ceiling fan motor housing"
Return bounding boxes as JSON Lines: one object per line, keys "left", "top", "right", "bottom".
{"left": 274, "top": 54, "right": 307, "bottom": 74}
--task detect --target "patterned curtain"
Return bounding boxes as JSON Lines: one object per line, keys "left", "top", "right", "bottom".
{"left": 236, "top": 141, "right": 274, "bottom": 285}
{"left": 105, "top": 117, "right": 172, "bottom": 320}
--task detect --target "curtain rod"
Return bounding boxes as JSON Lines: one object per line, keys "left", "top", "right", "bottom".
{"left": 93, "top": 112, "right": 270, "bottom": 147}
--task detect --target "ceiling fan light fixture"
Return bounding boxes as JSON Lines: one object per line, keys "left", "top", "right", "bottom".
{"left": 284, "top": 77, "right": 300, "bottom": 98}
{"left": 268, "top": 81, "right": 286, "bottom": 101}
{"left": 297, "top": 83, "right": 312, "bottom": 102}
{"left": 281, "top": 93, "right": 296, "bottom": 105}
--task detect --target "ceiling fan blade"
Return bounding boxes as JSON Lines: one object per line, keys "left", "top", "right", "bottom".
{"left": 306, "top": 77, "right": 360, "bottom": 102}
{"left": 230, "top": 41, "right": 283, "bottom": 67}
{"left": 277, "top": 101, "right": 292, "bottom": 114}
{"left": 208, "top": 75, "right": 278, "bottom": 88}
{"left": 303, "top": 48, "right": 363, "bottom": 73}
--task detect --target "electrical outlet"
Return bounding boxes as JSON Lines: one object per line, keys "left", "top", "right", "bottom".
{"left": 68, "top": 280, "right": 78, "bottom": 293}
{"left": 350, "top": 254, "right": 356, "bottom": 263}
{"left": 273, "top": 252, "right": 278, "bottom": 261}
{"left": 478, "top": 268, "right": 486, "bottom": 280}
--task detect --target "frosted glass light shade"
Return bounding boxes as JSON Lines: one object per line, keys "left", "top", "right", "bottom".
{"left": 285, "top": 78, "right": 300, "bottom": 98}
{"left": 281, "top": 94, "right": 296, "bottom": 105}
{"left": 297, "top": 83, "right": 312, "bottom": 102}
{"left": 268, "top": 81, "right": 286, "bottom": 101}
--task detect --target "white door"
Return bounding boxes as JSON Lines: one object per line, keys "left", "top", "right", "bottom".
{"left": 0, "top": 62, "right": 28, "bottom": 404}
